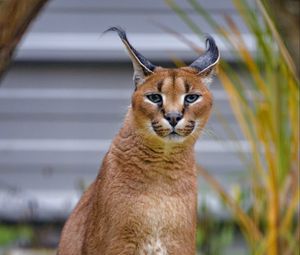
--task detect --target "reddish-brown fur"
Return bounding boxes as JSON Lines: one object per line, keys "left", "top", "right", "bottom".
{"left": 58, "top": 67, "right": 215, "bottom": 254}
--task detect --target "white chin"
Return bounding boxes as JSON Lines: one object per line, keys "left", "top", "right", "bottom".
{"left": 165, "top": 133, "right": 185, "bottom": 142}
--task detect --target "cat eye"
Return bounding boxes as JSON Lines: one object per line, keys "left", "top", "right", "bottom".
{"left": 146, "top": 94, "right": 163, "bottom": 104}
{"left": 184, "top": 94, "right": 201, "bottom": 104}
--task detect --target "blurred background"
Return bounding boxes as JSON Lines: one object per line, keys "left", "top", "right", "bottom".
{"left": 0, "top": 0, "right": 299, "bottom": 254}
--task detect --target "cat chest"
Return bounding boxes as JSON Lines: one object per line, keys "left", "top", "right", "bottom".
{"left": 133, "top": 193, "right": 194, "bottom": 253}
{"left": 138, "top": 194, "right": 190, "bottom": 228}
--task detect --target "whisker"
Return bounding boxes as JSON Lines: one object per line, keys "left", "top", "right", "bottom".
{"left": 199, "top": 127, "right": 218, "bottom": 139}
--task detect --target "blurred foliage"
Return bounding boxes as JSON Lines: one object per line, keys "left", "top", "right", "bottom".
{"left": 196, "top": 202, "right": 234, "bottom": 255}
{"left": 267, "top": 0, "right": 300, "bottom": 75}
{"left": 165, "top": 0, "right": 299, "bottom": 254}
{"left": 0, "top": 224, "right": 33, "bottom": 246}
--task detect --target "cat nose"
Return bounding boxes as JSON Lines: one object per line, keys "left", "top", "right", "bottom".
{"left": 164, "top": 112, "right": 183, "bottom": 127}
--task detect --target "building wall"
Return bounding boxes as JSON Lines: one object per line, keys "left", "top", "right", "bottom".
{"left": 0, "top": 0, "right": 253, "bottom": 221}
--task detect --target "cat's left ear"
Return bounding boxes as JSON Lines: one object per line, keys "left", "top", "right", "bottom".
{"left": 189, "top": 35, "right": 220, "bottom": 87}
{"left": 104, "top": 27, "right": 156, "bottom": 87}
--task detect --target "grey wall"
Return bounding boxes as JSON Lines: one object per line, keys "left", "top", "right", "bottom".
{"left": 0, "top": 0, "right": 253, "bottom": 221}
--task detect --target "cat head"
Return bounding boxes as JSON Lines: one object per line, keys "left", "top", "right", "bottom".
{"left": 105, "top": 27, "right": 220, "bottom": 144}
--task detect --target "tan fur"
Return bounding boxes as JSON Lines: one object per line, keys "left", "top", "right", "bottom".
{"left": 58, "top": 68, "right": 214, "bottom": 255}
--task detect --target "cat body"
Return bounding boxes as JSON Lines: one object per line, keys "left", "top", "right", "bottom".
{"left": 58, "top": 27, "right": 219, "bottom": 255}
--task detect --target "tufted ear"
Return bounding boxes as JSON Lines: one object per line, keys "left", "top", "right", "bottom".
{"left": 104, "top": 27, "right": 157, "bottom": 87}
{"left": 189, "top": 35, "right": 220, "bottom": 87}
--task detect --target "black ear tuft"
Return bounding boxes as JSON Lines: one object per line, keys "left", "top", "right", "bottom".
{"left": 103, "top": 26, "right": 127, "bottom": 42}
{"left": 190, "top": 35, "right": 220, "bottom": 75}
{"left": 104, "top": 26, "right": 156, "bottom": 74}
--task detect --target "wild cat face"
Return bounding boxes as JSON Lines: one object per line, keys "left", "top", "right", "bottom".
{"left": 105, "top": 27, "right": 219, "bottom": 143}
{"left": 132, "top": 68, "right": 213, "bottom": 142}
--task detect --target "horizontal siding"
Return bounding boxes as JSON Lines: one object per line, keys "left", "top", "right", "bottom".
{"left": 28, "top": 12, "right": 249, "bottom": 34}
{"left": 0, "top": 0, "right": 256, "bottom": 220}
{"left": 15, "top": 0, "right": 255, "bottom": 61}
{"left": 0, "top": 63, "right": 247, "bottom": 195}
{"left": 46, "top": 0, "right": 243, "bottom": 11}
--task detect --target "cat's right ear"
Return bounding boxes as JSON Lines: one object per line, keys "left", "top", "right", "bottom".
{"left": 104, "top": 27, "right": 156, "bottom": 87}
{"left": 189, "top": 35, "right": 220, "bottom": 87}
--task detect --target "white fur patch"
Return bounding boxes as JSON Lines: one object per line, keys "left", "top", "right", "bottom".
{"left": 160, "top": 118, "right": 172, "bottom": 129}
{"left": 180, "top": 94, "right": 185, "bottom": 105}
{"left": 139, "top": 237, "right": 167, "bottom": 255}
{"left": 202, "top": 76, "right": 213, "bottom": 87}
{"left": 175, "top": 118, "right": 186, "bottom": 129}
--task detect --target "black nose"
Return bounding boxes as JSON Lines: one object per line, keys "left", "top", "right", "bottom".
{"left": 164, "top": 112, "right": 183, "bottom": 127}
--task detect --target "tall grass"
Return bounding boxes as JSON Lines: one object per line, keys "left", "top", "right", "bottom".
{"left": 165, "top": 0, "right": 299, "bottom": 254}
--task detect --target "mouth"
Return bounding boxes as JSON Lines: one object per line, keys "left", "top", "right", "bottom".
{"left": 165, "top": 130, "right": 183, "bottom": 140}
{"left": 151, "top": 120, "right": 195, "bottom": 140}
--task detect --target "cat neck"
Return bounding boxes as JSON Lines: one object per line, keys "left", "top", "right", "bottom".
{"left": 110, "top": 111, "right": 196, "bottom": 169}
{"left": 100, "top": 111, "right": 197, "bottom": 190}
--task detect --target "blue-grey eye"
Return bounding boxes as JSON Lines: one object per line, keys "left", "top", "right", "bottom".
{"left": 184, "top": 94, "right": 200, "bottom": 104}
{"left": 147, "top": 94, "right": 163, "bottom": 104}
